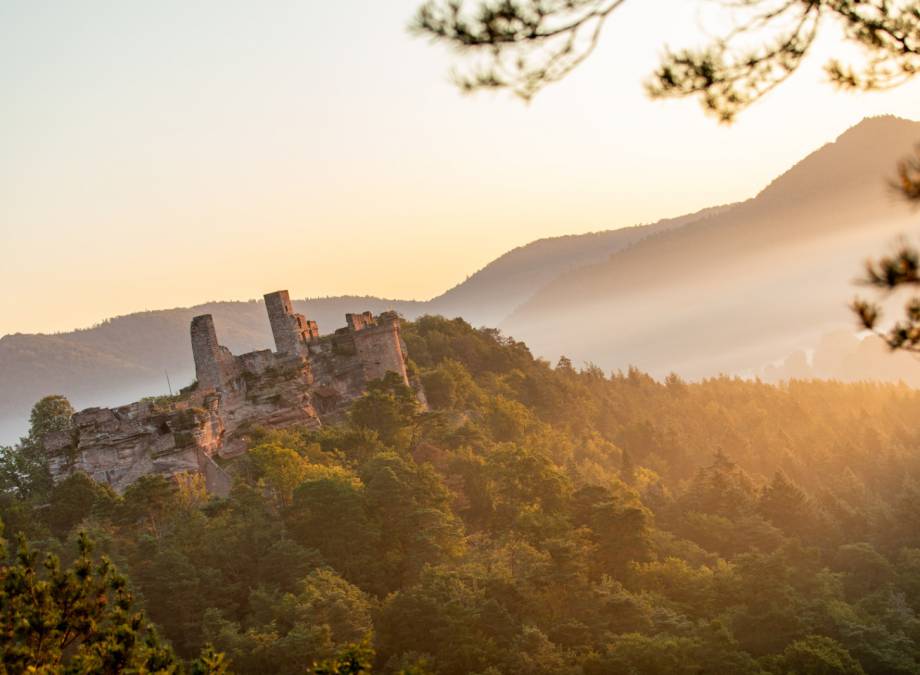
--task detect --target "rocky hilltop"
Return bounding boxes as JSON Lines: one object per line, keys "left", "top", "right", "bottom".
{"left": 42, "top": 290, "right": 419, "bottom": 494}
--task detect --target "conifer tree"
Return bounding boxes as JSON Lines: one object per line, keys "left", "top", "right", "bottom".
{"left": 0, "top": 525, "right": 178, "bottom": 673}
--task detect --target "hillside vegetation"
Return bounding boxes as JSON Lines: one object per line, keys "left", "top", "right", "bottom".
{"left": 4, "top": 317, "right": 920, "bottom": 673}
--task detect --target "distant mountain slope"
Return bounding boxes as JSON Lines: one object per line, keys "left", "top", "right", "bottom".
{"left": 505, "top": 115, "right": 920, "bottom": 377}
{"left": 1, "top": 208, "right": 711, "bottom": 441}
{"left": 426, "top": 205, "right": 731, "bottom": 326}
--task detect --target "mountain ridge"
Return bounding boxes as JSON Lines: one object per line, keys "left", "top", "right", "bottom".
{"left": 0, "top": 208, "right": 715, "bottom": 441}
{"left": 503, "top": 114, "right": 920, "bottom": 377}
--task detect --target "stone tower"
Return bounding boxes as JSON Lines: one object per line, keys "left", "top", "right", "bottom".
{"left": 191, "top": 314, "right": 239, "bottom": 391}
{"left": 47, "top": 290, "right": 424, "bottom": 495}
{"left": 190, "top": 314, "right": 223, "bottom": 390}
{"left": 264, "top": 290, "right": 318, "bottom": 355}
{"left": 349, "top": 311, "right": 410, "bottom": 385}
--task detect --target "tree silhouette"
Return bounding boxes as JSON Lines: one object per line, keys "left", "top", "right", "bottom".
{"left": 413, "top": 0, "right": 920, "bottom": 121}
{"left": 852, "top": 145, "right": 920, "bottom": 353}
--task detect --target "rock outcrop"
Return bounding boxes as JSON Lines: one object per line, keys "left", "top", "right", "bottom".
{"left": 45, "top": 290, "right": 416, "bottom": 494}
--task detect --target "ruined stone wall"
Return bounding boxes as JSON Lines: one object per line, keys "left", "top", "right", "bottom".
{"left": 191, "top": 315, "right": 222, "bottom": 390}
{"left": 346, "top": 311, "right": 376, "bottom": 332}
{"left": 214, "top": 352, "right": 321, "bottom": 458}
{"left": 237, "top": 349, "right": 275, "bottom": 376}
{"left": 265, "top": 290, "right": 317, "bottom": 355}
{"left": 45, "top": 396, "right": 226, "bottom": 493}
{"left": 46, "top": 290, "right": 418, "bottom": 493}
{"left": 191, "top": 314, "right": 241, "bottom": 391}
{"left": 351, "top": 311, "right": 410, "bottom": 385}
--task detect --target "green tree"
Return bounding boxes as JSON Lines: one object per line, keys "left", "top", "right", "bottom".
{"left": 133, "top": 546, "right": 208, "bottom": 656}
{"left": 359, "top": 452, "right": 464, "bottom": 587}
{"left": 586, "top": 629, "right": 757, "bottom": 675}
{"left": 0, "top": 395, "right": 75, "bottom": 500}
{"left": 0, "top": 525, "right": 178, "bottom": 673}
{"left": 376, "top": 565, "right": 509, "bottom": 673}
{"left": 833, "top": 542, "right": 895, "bottom": 599}
{"left": 682, "top": 451, "right": 758, "bottom": 521}
{"left": 758, "top": 471, "right": 816, "bottom": 540}
{"left": 313, "top": 641, "right": 374, "bottom": 674}
{"left": 248, "top": 442, "right": 311, "bottom": 507}
{"left": 484, "top": 442, "right": 571, "bottom": 534}
{"left": 571, "top": 484, "right": 653, "bottom": 576}
{"left": 205, "top": 570, "right": 372, "bottom": 675}
{"left": 350, "top": 372, "right": 421, "bottom": 450}
{"left": 775, "top": 635, "right": 866, "bottom": 675}
{"left": 487, "top": 395, "right": 532, "bottom": 442}
{"left": 0, "top": 444, "right": 49, "bottom": 502}
{"left": 287, "top": 473, "right": 380, "bottom": 589}
{"left": 46, "top": 471, "right": 118, "bottom": 538}
{"left": 190, "top": 644, "right": 233, "bottom": 675}
{"left": 420, "top": 367, "right": 458, "bottom": 410}
{"left": 28, "top": 394, "right": 75, "bottom": 441}
{"left": 119, "top": 474, "right": 182, "bottom": 538}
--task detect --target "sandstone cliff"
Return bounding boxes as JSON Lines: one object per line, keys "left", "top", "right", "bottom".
{"left": 43, "top": 290, "right": 417, "bottom": 494}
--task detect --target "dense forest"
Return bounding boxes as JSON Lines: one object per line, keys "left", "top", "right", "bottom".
{"left": 4, "top": 315, "right": 920, "bottom": 674}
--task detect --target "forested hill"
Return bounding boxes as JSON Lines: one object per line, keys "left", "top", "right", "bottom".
{"left": 5, "top": 316, "right": 920, "bottom": 673}
{"left": 505, "top": 115, "right": 920, "bottom": 378}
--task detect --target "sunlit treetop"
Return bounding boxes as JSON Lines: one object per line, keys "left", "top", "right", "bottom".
{"left": 412, "top": 0, "right": 920, "bottom": 122}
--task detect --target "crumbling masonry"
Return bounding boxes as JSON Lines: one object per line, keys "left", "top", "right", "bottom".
{"left": 43, "top": 291, "right": 415, "bottom": 494}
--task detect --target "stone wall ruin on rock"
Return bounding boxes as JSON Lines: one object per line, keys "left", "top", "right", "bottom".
{"left": 45, "top": 290, "right": 415, "bottom": 494}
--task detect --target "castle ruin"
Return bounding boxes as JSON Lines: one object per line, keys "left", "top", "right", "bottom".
{"left": 42, "top": 291, "right": 415, "bottom": 494}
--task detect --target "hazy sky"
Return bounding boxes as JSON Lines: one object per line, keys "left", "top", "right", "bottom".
{"left": 2, "top": 0, "right": 919, "bottom": 335}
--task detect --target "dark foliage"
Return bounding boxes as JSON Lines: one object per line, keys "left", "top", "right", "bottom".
{"left": 413, "top": 0, "right": 920, "bottom": 121}
{"left": 5, "top": 316, "right": 920, "bottom": 672}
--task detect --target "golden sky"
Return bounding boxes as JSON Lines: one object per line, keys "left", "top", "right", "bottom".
{"left": 2, "top": 0, "right": 919, "bottom": 335}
